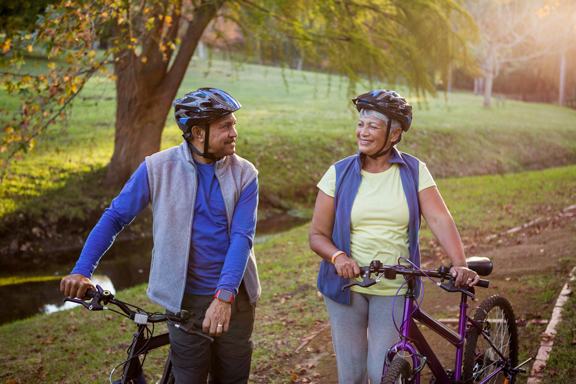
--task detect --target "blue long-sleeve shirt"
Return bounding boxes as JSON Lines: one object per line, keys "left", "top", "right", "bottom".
{"left": 71, "top": 160, "right": 258, "bottom": 297}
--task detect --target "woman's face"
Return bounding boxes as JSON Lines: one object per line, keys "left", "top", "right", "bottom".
{"left": 356, "top": 115, "right": 389, "bottom": 156}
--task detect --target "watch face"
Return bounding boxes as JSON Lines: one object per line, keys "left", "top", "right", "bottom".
{"left": 218, "top": 290, "right": 233, "bottom": 302}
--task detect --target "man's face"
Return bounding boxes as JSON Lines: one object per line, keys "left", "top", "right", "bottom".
{"left": 207, "top": 113, "right": 238, "bottom": 158}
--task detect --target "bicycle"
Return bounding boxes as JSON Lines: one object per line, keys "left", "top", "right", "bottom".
{"left": 341, "top": 256, "right": 534, "bottom": 384}
{"left": 64, "top": 285, "right": 213, "bottom": 384}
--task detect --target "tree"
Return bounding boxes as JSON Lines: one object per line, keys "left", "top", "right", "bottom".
{"left": 0, "top": 0, "right": 58, "bottom": 37}
{"left": 536, "top": 0, "right": 576, "bottom": 107}
{"left": 1, "top": 0, "right": 476, "bottom": 188}
{"left": 464, "top": 0, "right": 559, "bottom": 108}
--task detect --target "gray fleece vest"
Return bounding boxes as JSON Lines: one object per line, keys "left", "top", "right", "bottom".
{"left": 144, "top": 142, "right": 260, "bottom": 313}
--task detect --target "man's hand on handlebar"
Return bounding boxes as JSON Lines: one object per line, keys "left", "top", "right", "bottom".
{"left": 450, "top": 266, "right": 479, "bottom": 288}
{"left": 60, "top": 273, "right": 96, "bottom": 300}
{"left": 334, "top": 255, "right": 361, "bottom": 279}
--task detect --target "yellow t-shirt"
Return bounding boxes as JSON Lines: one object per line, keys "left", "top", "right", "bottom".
{"left": 317, "top": 159, "right": 436, "bottom": 296}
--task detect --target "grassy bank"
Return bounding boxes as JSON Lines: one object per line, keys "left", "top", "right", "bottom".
{"left": 1, "top": 57, "right": 576, "bottom": 249}
{"left": 541, "top": 285, "right": 576, "bottom": 383}
{"left": 1, "top": 164, "right": 575, "bottom": 383}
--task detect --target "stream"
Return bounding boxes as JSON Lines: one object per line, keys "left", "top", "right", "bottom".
{"left": 0, "top": 212, "right": 309, "bottom": 326}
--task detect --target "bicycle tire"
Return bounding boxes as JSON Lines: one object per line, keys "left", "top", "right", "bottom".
{"left": 165, "top": 371, "right": 175, "bottom": 384}
{"left": 462, "top": 294, "right": 519, "bottom": 384}
{"left": 381, "top": 358, "right": 412, "bottom": 384}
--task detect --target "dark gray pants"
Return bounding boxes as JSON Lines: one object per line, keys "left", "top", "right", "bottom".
{"left": 324, "top": 292, "right": 405, "bottom": 384}
{"left": 167, "top": 286, "right": 255, "bottom": 384}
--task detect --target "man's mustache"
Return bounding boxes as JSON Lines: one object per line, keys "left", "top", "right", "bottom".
{"left": 225, "top": 139, "right": 235, "bottom": 144}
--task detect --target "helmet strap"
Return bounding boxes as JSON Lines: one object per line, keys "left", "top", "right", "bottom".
{"left": 369, "top": 119, "right": 396, "bottom": 159}
{"left": 184, "top": 124, "right": 221, "bottom": 162}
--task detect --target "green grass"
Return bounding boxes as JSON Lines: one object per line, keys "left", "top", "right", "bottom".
{"left": 1, "top": 56, "right": 576, "bottom": 236}
{"left": 0, "top": 224, "right": 327, "bottom": 384}
{"left": 542, "top": 287, "right": 576, "bottom": 383}
{"left": 1, "top": 163, "right": 575, "bottom": 382}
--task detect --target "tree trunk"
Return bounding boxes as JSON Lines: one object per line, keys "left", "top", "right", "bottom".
{"left": 483, "top": 73, "right": 493, "bottom": 108}
{"left": 197, "top": 41, "right": 206, "bottom": 60}
{"left": 297, "top": 55, "right": 303, "bottom": 71}
{"left": 483, "top": 49, "right": 495, "bottom": 108}
{"left": 447, "top": 64, "right": 452, "bottom": 93}
{"left": 106, "top": 85, "right": 173, "bottom": 187}
{"left": 559, "top": 50, "right": 566, "bottom": 107}
{"left": 104, "top": 0, "right": 225, "bottom": 189}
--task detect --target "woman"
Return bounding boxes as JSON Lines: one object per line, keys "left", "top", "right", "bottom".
{"left": 308, "top": 90, "right": 479, "bottom": 384}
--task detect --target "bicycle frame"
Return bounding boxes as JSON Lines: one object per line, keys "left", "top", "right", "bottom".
{"left": 382, "top": 282, "right": 508, "bottom": 384}
{"left": 63, "top": 286, "right": 211, "bottom": 384}
{"left": 119, "top": 323, "right": 172, "bottom": 384}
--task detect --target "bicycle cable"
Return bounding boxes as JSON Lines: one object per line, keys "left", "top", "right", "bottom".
{"left": 108, "top": 323, "right": 155, "bottom": 384}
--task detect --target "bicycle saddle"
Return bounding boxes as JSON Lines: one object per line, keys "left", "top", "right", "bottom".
{"left": 465, "top": 257, "right": 493, "bottom": 276}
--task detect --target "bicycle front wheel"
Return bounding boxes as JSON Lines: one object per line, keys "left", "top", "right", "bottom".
{"left": 462, "top": 295, "right": 519, "bottom": 384}
{"left": 381, "top": 358, "right": 412, "bottom": 384}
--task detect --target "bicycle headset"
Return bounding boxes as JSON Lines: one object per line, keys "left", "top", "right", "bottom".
{"left": 173, "top": 88, "right": 242, "bottom": 162}
{"left": 352, "top": 90, "right": 413, "bottom": 159}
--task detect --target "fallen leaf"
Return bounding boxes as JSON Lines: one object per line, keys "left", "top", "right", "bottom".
{"left": 286, "top": 318, "right": 294, "bottom": 323}
{"left": 291, "top": 373, "right": 298, "bottom": 381}
{"left": 281, "top": 297, "right": 287, "bottom": 304}
{"left": 44, "top": 338, "right": 55, "bottom": 344}
{"left": 313, "top": 373, "right": 322, "bottom": 378}
{"left": 505, "top": 277, "right": 511, "bottom": 281}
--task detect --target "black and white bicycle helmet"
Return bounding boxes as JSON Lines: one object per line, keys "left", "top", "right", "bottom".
{"left": 173, "top": 88, "right": 241, "bottom": 160}
{"left": 352, "top": 90, "right": 413, "bottom": 159}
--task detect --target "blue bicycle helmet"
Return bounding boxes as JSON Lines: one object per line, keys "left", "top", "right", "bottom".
{"left": 173, "top": 88, "right": 241, "bottom": 160}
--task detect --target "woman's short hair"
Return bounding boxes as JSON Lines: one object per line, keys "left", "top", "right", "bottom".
{"left": 360, "top": 109, "right": 401, "bottom": 134}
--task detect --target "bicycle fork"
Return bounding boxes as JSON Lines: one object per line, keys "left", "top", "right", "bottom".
{"left": 382, "top": 292, "right": 473, "bottom": 384}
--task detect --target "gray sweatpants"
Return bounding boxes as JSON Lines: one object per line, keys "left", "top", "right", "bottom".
{"left": 324, "top": 291, "right": 405, "bottom": 384}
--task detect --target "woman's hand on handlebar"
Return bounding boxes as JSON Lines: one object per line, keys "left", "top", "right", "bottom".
{"left": 334, "top": 255, "right": 361, "bottom": 279}
{"left": 450, "top": 266, "right": 479, "bottom": 288}
{"left": 60, "top": 273, "right": 96, "bottom": 300}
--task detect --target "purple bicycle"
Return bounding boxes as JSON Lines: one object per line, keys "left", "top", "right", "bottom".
{"left": 342, "top": 257, "right": 534, "bottom": 384}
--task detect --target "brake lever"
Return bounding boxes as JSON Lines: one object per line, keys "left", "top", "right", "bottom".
{"left": 175, "top": 321, "right": 214, "bottom": 342}
{"left": 341, "top": 267, "right": 377, "bottom": 291}
{"left": 63, "top": 297, "right": 92, "bottom": 310}
{"left": 62, "top": 285, "right": 109, "bottom": 311}
{"left": 438, "top": 278, "right": 475, "bottom": 299}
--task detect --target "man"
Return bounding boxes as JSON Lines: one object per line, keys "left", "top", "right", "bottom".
{"left": 60, "top": 88, "right": 260, "bottom": 383}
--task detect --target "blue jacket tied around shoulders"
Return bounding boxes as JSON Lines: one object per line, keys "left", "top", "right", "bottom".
{"left": 316, "top": 148, "right": 422, "bottom": 305}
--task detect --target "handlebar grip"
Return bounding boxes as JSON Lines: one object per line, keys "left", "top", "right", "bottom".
{"left": 476, "top": 279, "right": 489, "bottom": 288}
{"left": 85, "top": 289, "right": 98, "bottom": 298}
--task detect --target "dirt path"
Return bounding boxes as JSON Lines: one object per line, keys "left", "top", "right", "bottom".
{"left": 287, "top": 220, "right": 576, "bottom": 384}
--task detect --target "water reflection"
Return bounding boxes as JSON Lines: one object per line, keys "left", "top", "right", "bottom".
{"left": 0, "top": 212, "right": 310, "bottom": 325}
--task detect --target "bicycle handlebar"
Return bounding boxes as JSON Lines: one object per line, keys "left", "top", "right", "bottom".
{"left": 64, "top": 285, "right": 211, "bottom": 341}
{"left": 337, "top": 261, "right": 489, "bottom": 298}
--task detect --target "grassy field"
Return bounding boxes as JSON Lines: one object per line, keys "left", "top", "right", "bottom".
{"left": 1, "top": 164, "right": 575, "bottom": 383}
{"left": 1, "top": 56, "right": 576, "bottom": 246}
